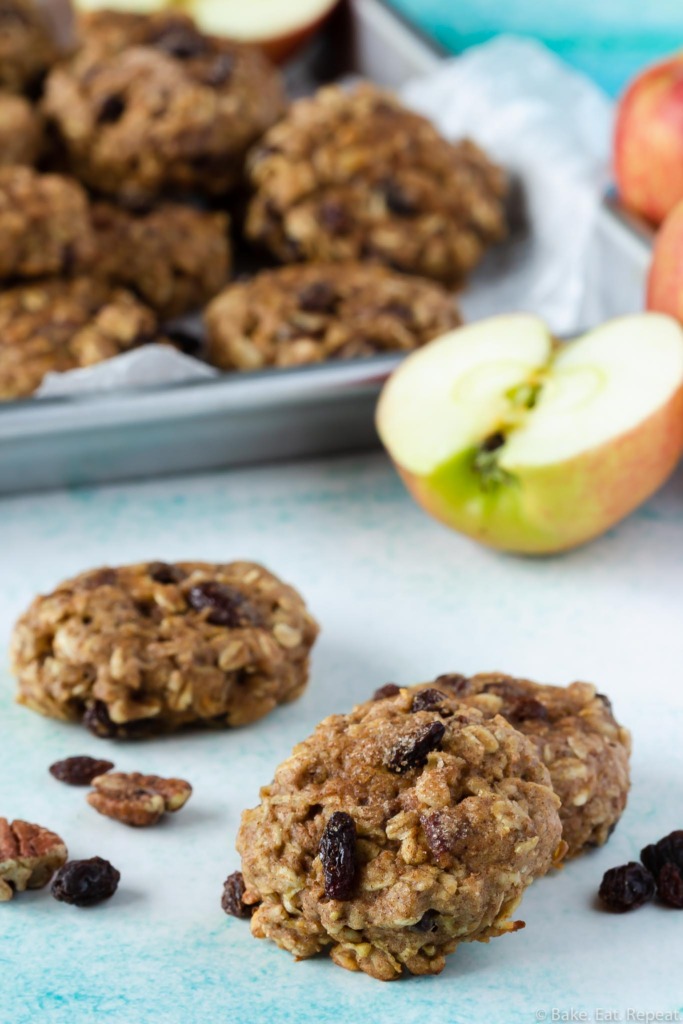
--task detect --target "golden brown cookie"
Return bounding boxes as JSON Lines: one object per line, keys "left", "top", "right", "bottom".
{"left": 0, "top": 0, "right": 60, "bottom": 94}
{"left": 0, "top": 92, "right": 43, "bottom": 166}
{"left": 236, "top": 688, "right": 563, "bottom": 980}
{"left": 12, "top": 561, "right": 319, "bottom": 735}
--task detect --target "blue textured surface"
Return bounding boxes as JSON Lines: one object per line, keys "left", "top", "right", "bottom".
{"left": 387, "top": 0, "right": 683, "bottom": 96}
{"left": 1, "top": 454, "right": 683, "bottom": 1023}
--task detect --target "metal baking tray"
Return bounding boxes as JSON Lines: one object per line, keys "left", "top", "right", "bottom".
{"left": 0, "top": 0, "right": 653, "bottom": 495}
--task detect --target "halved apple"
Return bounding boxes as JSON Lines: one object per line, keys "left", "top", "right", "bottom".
{"left": 376, "top": 314, "right": 683, "bottom": 554}
{"left": 73, "top": 0, "right": 340, "bottom": 62}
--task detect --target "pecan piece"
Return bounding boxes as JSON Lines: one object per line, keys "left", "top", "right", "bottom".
{"left": 0, "top": 818, "right": 67, "bottom": 901}
{"left": 86, "top": 772, "right": 192, "bottom": 827}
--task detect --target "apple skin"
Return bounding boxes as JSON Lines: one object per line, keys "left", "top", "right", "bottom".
{"left": 647, "top": 198, "right": 683, "bottom": 321}
{"left": 614, "top": 55, "right": 683, "bottom": 225}
{"left": 258, "top": 6, "right": 338, "bottom": 64}
{"left": 391, "top": 383, "right": 683, "bottom": 555}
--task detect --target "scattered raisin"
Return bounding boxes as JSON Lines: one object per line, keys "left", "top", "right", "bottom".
{"left": 413, "top": 909, "right": 440, "bottom": 933}
{"left": 83, "top": 701, "right": 117, "bottom": 739}
{"left": 51, "top": 857, "right": 120, "bottom": 907}
{"left": 97, "top": 95, "right": 125, "bottom": 125}
{"left": 657, "top": 862, "right": 683, "bottom": 909}
{"left": 298, "top": 281, "right": 337, "bottom": 314}
{"left": 411, "top": 689, "right": 450, "bottom": 714}
{"left": 202, "top": 53, "right": 235, "bottom": 86}
{"left": 320, "top": 201, "right": 351, "bottom": 235}
{"left": 221, "top": 871, "right": 253, "bottom": 918}
{"left": 83, "top": 568, "right": 117, "bottom": 590}
{"left": 381, "top": 301, "right": 413, "bottom": 323}
{"left": 153, "top": 26, "right": 207, "bottom": 59}
{"left": 382, "top": 180, "right": 419, "bottom": 216}
{"left": 49, "top": 756, "right": 114, "bottom": 786}
{"left": 387, "top": 721, "right": 446, "bottom": 774}
{"left": 319, "top": 811, "right": 357, "bottom": 901}
{"left": 641, "top": 830, "right": 683, "bottom": 878}
{"left": 435, "top": 673, "right": 470, "bottom": 696}
{"left": 598, "top": 862, "right": 655, "bottom": 912}
{"left": 187, "top": 582, "right": 263, "bottom": 628}
{"left": 148, "top": 561, "right": 186, "bottom": 585}
{"left": 372, "top": 683, "right": 400, "bottom": 701}
{"left": 507, "top": 696, "right": 550, "bottom": 724}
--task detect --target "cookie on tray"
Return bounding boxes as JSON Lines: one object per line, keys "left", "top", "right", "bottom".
{"left": 0, "top": 166, "right": 94, "bottom": 280}
{"left": 91, "top": 201, "right": 231, "bottom": 318}
{"left": 42, "top": 11, "right": 286, "bottom": 202}
{"left": 408, "top": 673, "right": 631, "bottom": 857}
{"left": 0, "top": 0, "right": 60, "bottom": 94}
{"left": 236, "top": 688, "right": 563, "bottom": 980}
{"left": 0, "top": 277, "right": 159, "bottom": 400}
{"left": 12, "top": 561, "right": 319, "bottom": 735}
{"left": 245, "top": 84, "right": 507, "bottom": 285}
{"left": 205, "top": 263, "right": 461, "bottom": 370}
{"left": 0, "top": 93, "right": 43, "bottom": 166}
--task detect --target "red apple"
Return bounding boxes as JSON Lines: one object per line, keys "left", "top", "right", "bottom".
{"left": 614, "top": 55, "right": 683, "bottom": 225}
{"left": 647, "top": 198, "right": 683, "bottom": 322}
{"left": 376, "top": 314, "right": 683, "bottom": 555}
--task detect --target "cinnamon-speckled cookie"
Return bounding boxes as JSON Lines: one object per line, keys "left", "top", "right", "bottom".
{"left": 409, "top": 673, "right": 631, "bottom": 857}
{"left": 245, "top": 84, "right": 507, "bottom": 285}
{"left": 91, "top": 201, "right": 231, "bottom": 318}
{"left": 0, "top": 277, "right": 159, "bottom": 400}
{"left": 235, "top": 688, "right": 563, "bottom": 980}
{"left": 0, "top": 93, "right": 43, "bottom": 166}
{"left": 12, "top": 561, "right": 319, "bottom": 735}
{"left": 0, "top": 0, "right": 60, "bottom": 94}
{"left": 42, "top": 11, "right": 286, "bottom": 202}
{"left": 205, "top": 263, "right": 461, "bottom": 370}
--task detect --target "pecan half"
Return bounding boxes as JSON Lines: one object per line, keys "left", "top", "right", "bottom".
{"left": 86, "top": 772, "right": 192, "bottom": 827}
{"left": 0, "top": 818, "right": 68, "bottom": 901}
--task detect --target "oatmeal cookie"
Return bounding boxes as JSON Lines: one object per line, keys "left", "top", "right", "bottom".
{"left": 245, "top": 84, "right": 507, "bottom": 285}
{"left": 91, "top": 201, "right": 231, "bottom": 318}
{"left": 411, "top": 673, "right": 631, "bottom": 857}
{"left": 0, "top": 0, "right": 60, "bottom": 94}
{"left": 0, "top": 277, "right": 159, "bottom": 400}
{"left": 0, "top": 166, "right": 94, "bottom": 280}
{"left": 12, "top": 561, "right": 319, "bottom": 735}
{"left": 205, "top": 263, "right": 460, "bottom": 370}
{"left": 42, "top": 11, "right": 286, "bottom": 202}
{"left": 0, "top": 92, "right": 43, "bottom": 165}
{"left": 236, "top": 689, "right": 563, "bottom": 981}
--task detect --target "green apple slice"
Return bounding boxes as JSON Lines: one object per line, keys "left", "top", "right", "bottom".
{"left": 376, "top": 313, "right": 683, "bottom": 554}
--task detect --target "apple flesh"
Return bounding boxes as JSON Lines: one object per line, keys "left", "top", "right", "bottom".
{"left": 376, "top": 314, "right": 683, "bottom": 555}
{"left": 614, "top": 55, "right": 683, "bottom": 225}
{"left": 73, "top": 0, "right": 340, "bottom": 63}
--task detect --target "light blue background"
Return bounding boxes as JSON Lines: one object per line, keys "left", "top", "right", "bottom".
{"left": 388, "top": 0, "right": 683, "bottom": 96}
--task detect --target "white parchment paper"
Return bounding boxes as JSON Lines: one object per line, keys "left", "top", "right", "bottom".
{"left": 35, "top": 36, "right": 613, "bottom": 399}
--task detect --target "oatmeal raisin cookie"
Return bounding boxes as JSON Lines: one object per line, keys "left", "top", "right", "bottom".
{"left": 411, "top": 673, "right": 631, "bottom": 857}
{"left": 205, "top": 263, "right": 461, "bottom": 370}
{"left": 0, "top": 0, "right": 60, "bottom": 94}
{"left": 42, "top": 11, "right": 286, "bottom": 202}
{"left": 91, "top": 201, "right": 231, "bottom": 318}
{"left": 236, "top": 688, "right": 563, "bottom": 980}
{"left": 0, "top": 92, "right": 43, "bottom": 165}
{"left": 0, "top": 277, "right": 159, "bottom": 400}
{"left": 245, "top": 84, "right": 507, "bottom": 285}
{"left": 12, "top": 561, "right": 319, "bottom": 735}
{"left": 0, "top": 165, "right": 94, "bottom": 280}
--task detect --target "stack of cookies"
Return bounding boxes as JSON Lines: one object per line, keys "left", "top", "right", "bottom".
{"left": 0, "top": 1, "right": 507, "bottom": 400}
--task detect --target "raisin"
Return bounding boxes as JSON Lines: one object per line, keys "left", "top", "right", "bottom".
{"left": 382, "top": 180, "right": 419, "bottom": 216}
{"left": 299, "top": 281, "right": 337, "bottom": 314}
{"left": 435, "top": 673, "right": 470, "bottom": 696}
{"left": 320, "top": 201, "right": 351, "bottom": 235}
{"left": 148, "top": 561, "right": 186, "bottom": 585}
{"left": 640, "top": 830, "right": 683, "bottom": 877}
{"left": 657, "top": 862, "right": 683, "bottom": 908}
{"left": 319, "top": 811, "right": 357, "bottom": 901}
{"left": 51, "top": 857, "right": 120, "bottom": 907}
{"left": 381, "top": 301, "right": 413, "bottom": 323}
{"left": 596, "top": 692, "right": 614, "bottom": 714}
{"left": 83, "top": 568, "right": 117, "bottom": 590}
{"left": 414, "top": 909, "right": 440, "bottom": 933}
{"left": 49, "top": 756, "right": 114, "bottom": 786}
{"left": 83, "top": 701, "right": 117, "bottom": 739}
{"left": 387, "top": 721, "right": 446, "bottom": 774}
{"left": 202, "top": 54, "right": 234, "bottom": 86}
{"left": 187, "top": 582, "right": 263, "bottom": 628}
{"left": 97, "top": 95, "right": 125, "bottom": 125}
{"left": 372, "top": 683, "right": 400, "bottom": 701}
{"left": 507, "top": 696, "right": 550, "bottom": 724}
{"left": 598, "top": 862, "right": 655, "bottom": 912}
{"left": 411, "top": 689, "right": 450, "bottom": 714}
{"left": 153, "top": 26, "right": 207, "bottom": 59}
{"left": 221, "top": 871, "right": 253, "bottom": 918}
